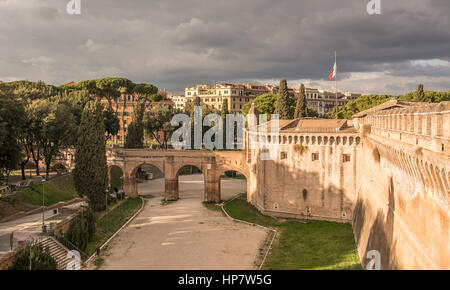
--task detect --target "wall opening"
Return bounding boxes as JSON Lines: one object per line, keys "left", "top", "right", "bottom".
{"left": 220, "top": 170, "right": 247, "bottom": 201}
{"left": 177, "top": 165, "right": 204, "bottom": 200}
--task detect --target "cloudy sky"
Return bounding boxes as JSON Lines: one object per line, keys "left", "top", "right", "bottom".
{"left": 1, "top": 0, "right": 450, "bottom": 95}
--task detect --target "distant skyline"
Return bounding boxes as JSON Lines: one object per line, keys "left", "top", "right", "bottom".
{"left": 1, "top": 0, "right": 450, "bottom": 95}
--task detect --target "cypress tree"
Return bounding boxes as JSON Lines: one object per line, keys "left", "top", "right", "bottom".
{"left": 294, "top": 83, "right": 308, "bottom": 118}
{"left": 220, "top": 98, "right": 229, "bottom": 149}
{"left": 275, "top": 79, "right": 291, "bottom": 119}
{"left": 415, "top": 84, "right": 426, "bottom": 102}
{"left": 73, "top": 101, "right": 108, "bottom": 211}
{"left": 125, "top": 102, "right": 145, "bottom": 148}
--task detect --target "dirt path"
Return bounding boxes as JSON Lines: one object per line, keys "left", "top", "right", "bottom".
{"left": 100, "top": 175, "right": 268, "bottom": 270}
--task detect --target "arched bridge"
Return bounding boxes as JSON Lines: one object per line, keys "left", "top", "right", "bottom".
{"left": 106, "top": 148, "right": 250, "bottom": 202}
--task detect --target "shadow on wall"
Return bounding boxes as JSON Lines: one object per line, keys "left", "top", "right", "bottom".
{"left": 352, "top": 177, "right": 398, "bottom": 270}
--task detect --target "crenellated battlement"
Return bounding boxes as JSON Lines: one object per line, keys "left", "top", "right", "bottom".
{"left": 354, "top": 101, "right": 450, "bottom": 155}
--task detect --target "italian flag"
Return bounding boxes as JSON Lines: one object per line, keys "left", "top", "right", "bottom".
{"left": 329, "top": 59, "right": 337, "bottom": 80}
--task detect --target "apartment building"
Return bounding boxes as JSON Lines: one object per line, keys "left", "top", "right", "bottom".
{"left": 185, "top": 83, "right": 257, "bottom": 114}
{"left": 185, "top": 82, "right": 361, "bottom": 116}
{"left": 168, "top": 94, "right": 187, "bottom": 110}
{"left": 300, "top": 88, "right": 361, "bottom": 115}
{"left": 100, "top": 95, "right": 174, "bottom": 143}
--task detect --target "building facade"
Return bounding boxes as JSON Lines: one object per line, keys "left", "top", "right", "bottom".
{"left": 186, "top": 82, "right": 360, "bottom": 115}
{"left": 100, "top": 96, "right": 174, "bottom": 143}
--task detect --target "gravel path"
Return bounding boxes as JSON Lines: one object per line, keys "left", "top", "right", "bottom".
{"left": 100, "top": 175, "right": 268, "bottom": 270}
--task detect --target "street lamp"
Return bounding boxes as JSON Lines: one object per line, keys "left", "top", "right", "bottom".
{"left": 42, "top": 178, "right": 46, "bottom": 233}
{"left": 105, "top": 189, "right": 109, "bottom": 233}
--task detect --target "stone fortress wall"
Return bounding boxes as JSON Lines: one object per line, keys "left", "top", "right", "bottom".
{"left": 352, "top": 101, "right": 449, "bottom": 270}
{"left": 245, "top": 120, "right": 361, "bottom": 223}
{"left": 245, "top": 101, "right": 449, "bottom": 269}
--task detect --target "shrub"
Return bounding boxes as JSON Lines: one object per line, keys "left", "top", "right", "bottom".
{"left": 9, "top": 244, "right": 57, "bottom": 270}
{"left": 65, "top": 209, "right": 96, "bottom": 252}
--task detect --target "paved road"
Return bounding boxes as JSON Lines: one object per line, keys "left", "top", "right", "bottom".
{"left": 0, "top": 202, "right": 84, "bottom": 255}
{"left": 100, "top": 175, "right": 268, "bottom": 270}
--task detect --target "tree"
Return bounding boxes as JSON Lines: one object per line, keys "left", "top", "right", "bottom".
{"left": 144, "top": 104, "right": 176, "bottom": 149}
{"left": 242, "top": 94, "right": 277, "bottom": 117}
{"left": 27, "top": 99, "right": 76, "bottom": 179}
{"left": 8, "top": 244, "right": 57, "bottom": 270}
{"left": 73, "top": 101, "right": 108, "bottom": 211}
{"left": 103, "top": 105, "right": 120, "bottom": 141}
{"left": 220, "top": 98, "right": 229, "bottom": 118}
{"left": 133, "top": 83, "right": 158, "bottom": 103}
{"left": 415, "top": 84, "right": 426, "bottom": 102}
{"left": 125, "top": 102, "right": 145, "bottom": 148}
{"left": 275, "top": 79, "right": 291, "bottom": 119}
{"left": 294, "top": 84, "right": 308, "bottom": 118}
{"left": 0, "top": 91, "right": 24, "bottom": 183}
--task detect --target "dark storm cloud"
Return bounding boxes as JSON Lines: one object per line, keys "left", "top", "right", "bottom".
{"left": 0, "top": 0, "right": 449, "bottom": 94}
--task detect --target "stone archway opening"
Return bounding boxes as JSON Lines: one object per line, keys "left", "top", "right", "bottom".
{"left": 175, "top": 165, "right": 205, "bottom": 201}
{"left": 135, "top": 163, "right": 165, "bottom": 198}
{"left": 50, "top": 163, "right": 68, "bottom": 176}
{"left": 219, "top": 170, "right": 248, "bottom": 201}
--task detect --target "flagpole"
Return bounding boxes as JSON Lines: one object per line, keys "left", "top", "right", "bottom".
{"left": 335, "top": 50, "right": 337, "bottom": 119}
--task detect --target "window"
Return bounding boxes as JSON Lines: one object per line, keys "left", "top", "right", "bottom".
{"left": 312, "top": 153, "right": 319, "bottom": 161}
{"left": 343, "top": 154, "right": 351, "bottom": 163}
{"left": 280, "top": 152, "right": 287, "bottom": 160}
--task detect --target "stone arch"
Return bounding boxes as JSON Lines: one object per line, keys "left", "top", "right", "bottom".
{"left": 217, "top": 166, "right": 250, "bottom": 202}
{"left": 355, "top": 137, "right": 361, "bottom": 145}
{"left": 51, "top": 163, "right": 68, "bottom": 175}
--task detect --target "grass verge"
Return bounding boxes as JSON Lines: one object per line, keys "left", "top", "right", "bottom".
{"left": 0, "top": 175, "right": 78, "bottom": 219}
{"left": 223, "top": 195, "right": 362, "bottom": 270}
{"left": 85, "top": 197, "right": 142, "bottom": 256}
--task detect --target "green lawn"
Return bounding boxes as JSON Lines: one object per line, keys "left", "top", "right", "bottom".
{"left": 0, "top": 175, "right": 79, "bottom": 219}
{"left": 85, "top": 197, "right": 142, "bottom": 256}
{"left": 17, "top": 175, "right": 77, "bottom": 206}
{"left": 223, "top": 196, "right": 362, "bottom": 270}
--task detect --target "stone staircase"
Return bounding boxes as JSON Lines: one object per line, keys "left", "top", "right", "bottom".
{"left": 37, "top": 237, "right": 73, "bottom": 270}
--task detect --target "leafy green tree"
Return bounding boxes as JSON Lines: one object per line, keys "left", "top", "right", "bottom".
{"left": 133, "top": 83, "right": 158, "bottom": 103}
{"left": 275, "top": 79, "right": 292, "bottom": 119}
{"left": 242, "top": 94, "right": 277, "bottom": 116}
{"left": 294, "top": 84, "right": 308, "bottom": 118}
{"left": 27, "top": 99, "right": 76, "bottom": 178}
{"left": 144, "top": 104, "right": 176, "bottom": 149}
{"left": 0, "top": 91, "right": 24, "bottom": 183}
{"left": 65, "top": 209, "right": 96, "bottom": 252}
{"left": 415, "top": 84, "right": 426, "bottom": 102}
{"left": 125, "top": 102, "right": 145, "bottom": 148}
{"left": 73, "top": 101, "right": 108, "bottom": 211}
{"left": 103, "top": 105, "right": 120, "bottom": 141}
{"left": 8, "top": 244, "right": 57, "bottom": 270}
